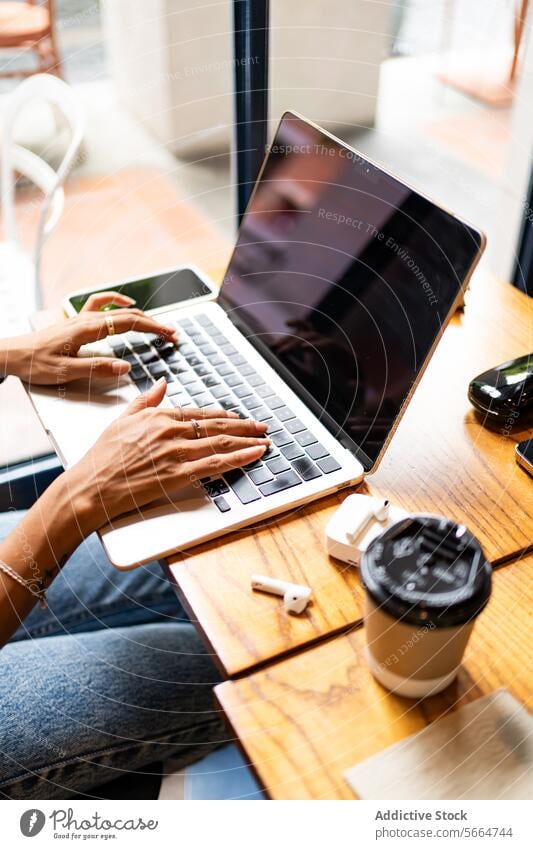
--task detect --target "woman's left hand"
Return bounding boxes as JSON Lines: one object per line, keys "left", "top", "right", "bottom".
{"left": 1, "top": 292, "right": 177, "bottom": 385}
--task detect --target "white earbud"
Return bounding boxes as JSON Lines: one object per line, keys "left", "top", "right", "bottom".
{"left": 346, "top": 499, "right": 390, "bottom": 544}
{"left": 251, "top": 574, "right": 312, "bottom": 614}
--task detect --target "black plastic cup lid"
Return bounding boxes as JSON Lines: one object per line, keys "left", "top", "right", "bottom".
{"left": 360, "top": 516, "right": 492, "bottom": 628}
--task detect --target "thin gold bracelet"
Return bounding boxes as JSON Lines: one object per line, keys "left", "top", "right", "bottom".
{"left": 0, "top": 558, "right": 48, "bottom": 608}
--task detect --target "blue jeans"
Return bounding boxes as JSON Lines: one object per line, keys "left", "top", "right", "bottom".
{"left": 0, "top": 511, "right": 226, "bottom": 799}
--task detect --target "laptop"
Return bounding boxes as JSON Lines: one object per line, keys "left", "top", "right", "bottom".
{"left": 27, "top": 112, "right": 485, "bottom": 569}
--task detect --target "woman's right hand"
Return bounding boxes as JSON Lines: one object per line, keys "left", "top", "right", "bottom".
{"left": 62, "top": 378, "right": 270, "bottom": 533}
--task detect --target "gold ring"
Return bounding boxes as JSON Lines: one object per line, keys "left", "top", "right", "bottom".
{"left": 190, "top": 418, "right": 201, "bottom": 439}
{"left": 105, "top": 314, "right": 115, "bottom": 336}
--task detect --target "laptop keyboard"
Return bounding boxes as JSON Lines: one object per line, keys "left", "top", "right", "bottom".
{"left": 108, "top": 313, "right": 342, "bottom": 512}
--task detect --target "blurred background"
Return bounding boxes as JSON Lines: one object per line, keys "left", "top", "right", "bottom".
{"left": 0, "top": 0, "right": 531, "bottom": 467}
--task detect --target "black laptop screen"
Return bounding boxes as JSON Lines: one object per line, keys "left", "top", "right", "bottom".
{"left": 220, "top": 113, "right": 483, "bottom": 469}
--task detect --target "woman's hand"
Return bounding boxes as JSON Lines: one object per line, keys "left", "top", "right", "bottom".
{"left": 1, "top": 297, "right": 176, "bottom": 385}
{"left": 62, "top": 379, "right": 270, "bottom": 533}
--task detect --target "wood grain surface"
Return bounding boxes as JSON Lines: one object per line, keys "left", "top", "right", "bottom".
{"left": 215, "top": 554, "right": 533, "bottom": 799}
{"left": 169, "top": 272, "right": 533, "bottom": 677}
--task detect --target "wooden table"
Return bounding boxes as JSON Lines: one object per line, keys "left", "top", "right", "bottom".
{"left": 167, "top": 272, "right": 533, "bottom": 678}
{"left": 214, "top": 553, "right": 533, "bottom": 799}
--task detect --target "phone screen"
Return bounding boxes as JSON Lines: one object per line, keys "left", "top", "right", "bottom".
{"left": 516, "top": 439, "right": 533, "bottom": 471}
{"left": 69, "top": 268, "right": 213, "bottom": 313}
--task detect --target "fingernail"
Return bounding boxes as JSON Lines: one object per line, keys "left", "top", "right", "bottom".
{"left": 112, "top": 360, "right": 130, "bottom": 374}
{"left": 254, "top": 421, "right": 268, "bottom": 432}
{"left": 228, "top": 411, "right": 240, "bottom": 418}
{"left": 157, "top": 377, "right": 166, "bottom": 385}
{"left": 123, "top": 296, "right": 136, "bottom": 304}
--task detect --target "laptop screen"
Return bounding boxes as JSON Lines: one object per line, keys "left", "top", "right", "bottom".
{"left": 219, "top": 113, "right": 483, "bottom": 470}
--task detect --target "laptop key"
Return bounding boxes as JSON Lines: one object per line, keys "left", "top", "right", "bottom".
{"left": 226, "top": 373, "right": 243, "bottom": 387}
{"left": 317, "top": 456, "right": 342, "bottom": 474}
{"left": 291, "top": 456, "right": 322, "bottom": 481}
{"left": 203, "top": 478, "right": 230, "bottom": 497}
{"left": 187, "top": 382, "right": 206, "bottom": 396}
{"left": 196, "top": 394, "right": 214, "bottom": 407}
{"left": 167, "top": 382, "right": 186, "bottom": 397}
{"left": 108, "top": 337, "right": 128, "bottom": 352}
{"left": 178, "top": 371, "right": 198, "bottom": 385}
{"left": 259, "top": 470, "right": 302, "bottom": 497}
{"left": 295, "top": 430, "right": 318, "bottom": 447}
{"left": 266, "top": 419, "right": 283, "bottom": 435}
{"left": 211, "top": 384, "right": 231, "bottom": 400}
{"left": 213, "top": 496, "right": 231, "bottom": 513}
{"left": 276, "top": 406, "right": 296, "bottom": 422}
{"left": 204, "top": 375, "right": 220, "bottom": 388}
{"left": 209, "top": 354, "right": 225, "bottom": 366}
{"left": 263, "top": 441, "right": 280, "bottom": 456}
{"left": 242, "top": 395, "right": 263, "bottom": 411}
{"left": 169, "top": 394, "right": 189, "bottom": 407}
{"left": 248, "top": 466, "right": 274, "bottom": 485}
{"left": 157, "top": 343, "right": 177, "bottom": 358}
{"left": 224, "top": 469, "right": 261, "bottom": 504}
{"left": 271, "top": 430, "right": 293, "bottom": 447}
{"left": 247, "top": 373, "right": 264, "bottom": 387}
{"left": 306, "top": 442, "right": 329, "bottom": 460}
{"left": 266, "top": 395, "right": 285, "bottom": 410}
{"left": 185, "top": 355, "right": 202, "bottom": 367}
{"left": 229, "top": 354, "right": 247, "bottom": 366}
{"left": 234, "top": 384, "right": 253, "bottom": 399}
{"left": 139, "top": 351, "right": 158, "bottom": 365}
{"left": 216, "top": 363, "right": 233, "bottom": 377}
{"left": 148, "top": 362, "right": 168, "bottom": 378}
{"left": 220, "top": 344, "right": 237, "bottom": 355}
{"left": 193, "top": 364, "right": 210, "bottom": 377}
{"left": 131, "top": 365, "right": 147, "bottom": 381}
{"left": 125, "top": 332, "right": 146, "bottom": 347}
{"left": 281, "top": 442, "right": 304, "bottom": 461}
{"left": 135, "top": 377, "right": 154, "bottom": 392}
{"left": 266, "top": 456, "right": 291, "bottom": 475}
{"left": 198, "top": 345, "right": 216, "bottom": 356}
{"left": 256, "top": 384, "right": 275, "bottom": 399}
{"left": 286, "top": 419, "right": 306, "bottom": 435}
{"left": 196, "top": 314, "right": 213, "bottom": 326}
{"left": 238, "top": 363, "right": 255, "bottom": 377}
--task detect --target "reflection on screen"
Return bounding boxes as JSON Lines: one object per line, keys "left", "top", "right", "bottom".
{"left": 220, "top": 114, "right": 482, "bottom": 467}
{"left": 70, "top": 269, "right": 211, "bottom": 313}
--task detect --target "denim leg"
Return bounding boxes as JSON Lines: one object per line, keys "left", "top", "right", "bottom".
{"left": 0, "top": 511, "right": 187, "bottom": 641}
{"left": 0, "top": 622, "right": 227, "bottom": 799}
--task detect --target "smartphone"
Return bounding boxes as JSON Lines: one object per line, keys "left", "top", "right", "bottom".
{"left": 63, "top": 265, "right": 217, "bottom": 316}
{"left": 515, "top": 439, "right": 533, "bottom": 477}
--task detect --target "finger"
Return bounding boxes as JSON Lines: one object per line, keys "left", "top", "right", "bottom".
{"left": 178, "top": 434, "right": 270, "bottom": 461}
{"left": 63, "top": 356, "right": 132, "bottom": 380}
{"left": 178, "top": 416, "right": 267, "bottom": 438}
{"left": 107, "top": 311, "right": 177, "bottom": 340}
{"left": 122, "top": 377, "right": 166, "bottom": 416}
{"left": 185, "top": 444, "right": 268, "bottom": 479}
{"left": 175, "top": 406, "right": 240, "bottom": 422}
{"left": 81, "top": 292, "right": 136, "bottom": 312}
{"left": 76, "top": 312, "right": 177, "bottom": 344}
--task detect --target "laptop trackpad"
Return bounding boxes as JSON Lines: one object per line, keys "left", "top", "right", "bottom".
{"left": 99, "top": 484, "right": 219, "bottom": 570}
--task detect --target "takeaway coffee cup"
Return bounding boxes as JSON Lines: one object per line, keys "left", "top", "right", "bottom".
{"left": 360, "top": 516, "right": 492, "bottom": 698}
